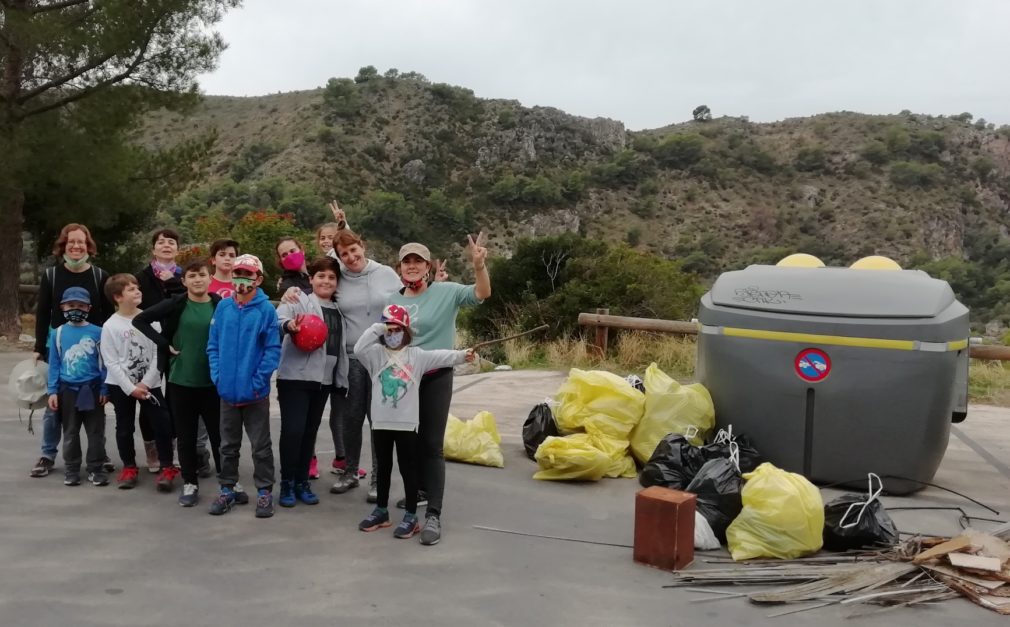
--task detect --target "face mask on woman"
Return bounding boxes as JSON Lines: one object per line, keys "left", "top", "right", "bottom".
{"left": 281, "top": 250, "right": 306, "bottom": 272}
{"left": 63, "top": 254, "right": 89, "bottom": 270}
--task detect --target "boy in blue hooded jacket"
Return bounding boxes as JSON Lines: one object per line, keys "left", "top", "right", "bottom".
{"left": 207, "top": 254, "right": 282, "bottom": 518}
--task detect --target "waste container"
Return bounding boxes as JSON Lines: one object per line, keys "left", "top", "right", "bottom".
{"left": 696, "top": 263, "right": 969, "bottom": 494}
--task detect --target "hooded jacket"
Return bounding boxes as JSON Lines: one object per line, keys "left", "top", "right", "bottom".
{"left": 133, "top": 292, "right": 222, "bottom": 374}
{"left": 325, "top": 254, "right": 401, "bottom": 357}
{"left": 207, "top": 289, "right": 281, "bottom": 405}
{"left": 276, "top": 292, "right": 349, "bottom": 389}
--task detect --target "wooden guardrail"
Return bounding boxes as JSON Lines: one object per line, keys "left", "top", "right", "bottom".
{"left": 578, "top": 311, "right": 1010, "bottom": 361}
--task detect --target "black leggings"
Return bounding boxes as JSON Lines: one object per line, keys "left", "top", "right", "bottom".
{"left": 417, "top": 368, "right": 453, "bottom": 517}
{"left": 109, "top": 387, "right": 173, "bottom": 469}
{"left": 373, "top": 429, "right": 418, "bottom": 514}
{"left": 167, "top": 383, "right": 221, "bottom": 486}
{"left": 278, "top": 380, "right": 328, "bottom": 482}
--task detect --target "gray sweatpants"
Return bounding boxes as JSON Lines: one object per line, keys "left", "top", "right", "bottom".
{"left": 218, "top": 398, "right": 274, "bottom": 491}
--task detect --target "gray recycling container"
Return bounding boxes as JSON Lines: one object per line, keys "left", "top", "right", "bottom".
{"left": 696, "top": 265, "right": 969, "bottom": 494}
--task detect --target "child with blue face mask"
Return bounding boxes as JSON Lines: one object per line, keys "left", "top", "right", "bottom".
{"left": 47, "top": 286, "right": 109, "bottom": 487}
{"left": 352, "top": 305, "right": 475, "bottom": 539}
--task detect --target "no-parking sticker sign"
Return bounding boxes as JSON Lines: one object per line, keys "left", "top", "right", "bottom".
{"left": 795, "top": 348, "right": 831, "bottom": 382}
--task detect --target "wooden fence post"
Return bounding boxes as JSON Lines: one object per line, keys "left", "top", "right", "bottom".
{"left": 593, "top": 307, "right": 609, "bottom": 357}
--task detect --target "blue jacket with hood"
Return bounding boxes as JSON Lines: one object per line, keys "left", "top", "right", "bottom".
{"left": 207, "top": 288, "right": 281, "bottom": 405}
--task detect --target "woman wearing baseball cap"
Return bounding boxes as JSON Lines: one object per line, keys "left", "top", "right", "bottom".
{"left": 386, "top": 234, "right": 491, "bottom": 545}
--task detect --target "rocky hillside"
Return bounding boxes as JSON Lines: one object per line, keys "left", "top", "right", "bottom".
{"left": 143, "top": 67, "right": 1010, "bottom": 322}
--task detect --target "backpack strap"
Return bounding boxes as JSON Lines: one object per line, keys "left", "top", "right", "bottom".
{"left": 55, "top": 325, "right": 63, "bottom": 360}
{"left": 48, "top": 266, "right": 56, "bottom": 302}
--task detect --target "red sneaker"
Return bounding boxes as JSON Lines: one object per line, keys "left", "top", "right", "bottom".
{"left": 308, "top": 455, "right": 320, "bottom": 480}
{"left": 330, "top": 458, "right": 347, "bottom": 476}
{"left": 117, "top": 465, "right": 139, "bottom": 490}
{"left": 155, "top": 466, "right": 180, "bottom": 493}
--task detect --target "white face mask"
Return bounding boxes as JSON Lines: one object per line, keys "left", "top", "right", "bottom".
{"left": 384, "top": 329, "right": 405, "bottom": 349}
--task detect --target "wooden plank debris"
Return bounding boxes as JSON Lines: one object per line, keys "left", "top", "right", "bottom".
{"left": 911, "top": 535, "right": 972, "bottom": 564}
{"left": 948, "top": 553, "right": 1003, "bottom": 572}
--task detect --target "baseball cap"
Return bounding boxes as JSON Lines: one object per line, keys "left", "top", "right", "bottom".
{"left": 60, "top": 286, "right": 91, "bottom": 305}
{"left": 381, "top": 304, "right": 411, "bottom": 329}
{"left": 233, "top": 254, "right": 264, "bottom": 275}
{"left": 398, "top": 243, "right": 431, "bottom": 263}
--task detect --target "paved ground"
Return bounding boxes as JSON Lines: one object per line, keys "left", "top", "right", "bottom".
{"left": 0, "top": 350, "right": 1008, "bottom": 626}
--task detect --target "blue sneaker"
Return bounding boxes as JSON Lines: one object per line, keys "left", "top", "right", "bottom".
{"left": 278, "top": 480, "right": 296, "bottom": 508}
{"left": 255, "top": 488, "right": 274, "bottom": 518}
{"left": 358, "top": 507, "right": 391, "bottom": 532}
{"left": 208, "top": 487, "right": 235, "bottom": 515}
{"left": 233, "top": 482, "right": 249, "bottom": 505}
{"left": 178, "top": 483, "right": 199, "bottom": 507}
{"left": 394, "top": 512, "right": 420, "bottom": 539}
{"left": 295, "top": 481, "right": 319, "bottom": 505}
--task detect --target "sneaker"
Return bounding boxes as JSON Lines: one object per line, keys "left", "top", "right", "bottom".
{"left": 356, "top": 468, "right": 367, "bottom": 480}
{"left": 366, "top": 486, "right": 378, "bottom": 504}
{"left": 233, "top": 483, "right": 250, "bottom": 505}
{"left": 394, "top": 513, "right": 421, "bottom": 539}
{"left": 178, "top": 483, "right": 199, "bottom": 507}
{"left": 197, "top": 449, "right": 212, "bottom": 479}
{"left": 88, "top": 471, "right": 109, "bottom": 486}
{"left": 358, "top": 507, "right": 391, "bottom": 532}
{"left": 117, "top": 465, "right": 139, "bottom": 489}
{"left": 30, "top": 457, "right": 54, "bottom": 478}
{"left": 419, "top": 514, "right": 441, "bottom": 546}
{"left": 155, "top": 466, "right": 180, "bottom": 493}
{"left": 64, "top": 471, "right": 81, "bottom": 486}
{"left": 330, "top": 474, "right": 359, "bottom": 494}
{"left": 102, "top": 456, "right": 116, "bottom": 473}
{"left": 295, "top": 481, "right": 319, "bottom": 505}
{"left": 396, "top": 490, "right": 429, "bottom": 510}
{"left": 208, "top": 488, "right": 236, "bottom": 515}
{"left": 308, "top": 456, "right": 319, "bottom": 480}
{"left": 144, "top": 442, "right": 159, "bottom": 473}
{"left": 255, "top": 489, "right": 274, "bottom": 518}
{"left": 330, "top": 458, "right": 348, "bottom": 475}
{"left": 278, "top": 480, "right": 296, "bottom": 508}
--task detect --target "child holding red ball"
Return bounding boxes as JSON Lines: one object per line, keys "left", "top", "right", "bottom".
{"left": 275, "top": 256, "right": 348, "bottom": 507}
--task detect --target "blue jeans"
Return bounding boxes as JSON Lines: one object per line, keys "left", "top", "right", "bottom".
{"left": 40, "top": 406, "right": 61, "bottom": 460}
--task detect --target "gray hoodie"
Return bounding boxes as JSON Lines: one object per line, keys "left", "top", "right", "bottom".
{"left": 276, "top": 292, "right": 349, "bottom": 389}
{"left": 328, "top": 256, "right": 401, "bottom": 357}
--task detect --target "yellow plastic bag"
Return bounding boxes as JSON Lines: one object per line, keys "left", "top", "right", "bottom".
{"left": 629, "top": 363, "right": 715, "bottom": 462}
{"left": 726, "top": 463, "right": 825, "bottom": 560}
{"left": 443, "top": 411, "right": 504, "bottom": 468}
{"left": 555, "top": 369, "right": 645, "bottom": 440}
{"left": 533, "top": 434, "right": 610, "bottom": 481}
{"left": 589, "top": 433, "right": 638, "bottom": 478}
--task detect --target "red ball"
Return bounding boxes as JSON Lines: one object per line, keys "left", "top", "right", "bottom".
{"left": 291, "top": 314, "right": 327, "bottom": 352}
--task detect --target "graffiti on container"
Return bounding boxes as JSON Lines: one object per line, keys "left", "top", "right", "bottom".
{"left": 733, "top": 286, "right": 802, "bottom": 305}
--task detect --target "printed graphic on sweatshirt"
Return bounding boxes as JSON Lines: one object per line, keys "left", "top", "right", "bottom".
{"left": 63, "top": 337, "right": 99, "bottom": 378}
{"left": 378, "top": 364, "right": 412, "bottom": 408}
{"left": 118, "top": 328, "right": 153, "bottom": 382}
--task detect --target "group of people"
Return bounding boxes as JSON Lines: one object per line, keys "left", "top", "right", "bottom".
{"left": 26, "top": 204, "right": 491, "bottom": 545}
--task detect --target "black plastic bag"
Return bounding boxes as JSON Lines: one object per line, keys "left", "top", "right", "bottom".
{"left": 823, "top": 494, "right": 899, "bottom": 551}
{"left": 522, "top": 403, "right": 559, "bottom": 460}
{"left": 700, "top": 433, "right": 763, "bottom": 473}
{"left": 685, "top": 458, "right": 743, "bottom": 541}
{"left": 639, "top": 434, "right": 705, "bottom": 490}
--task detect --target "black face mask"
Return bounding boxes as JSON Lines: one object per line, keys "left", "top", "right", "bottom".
{"left": 63, "top": 308, "right": 88, "bottom": 324}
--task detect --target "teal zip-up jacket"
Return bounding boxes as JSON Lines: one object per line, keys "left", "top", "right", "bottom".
{"left": 207, "top": 289, "right": 281, "bottom": 405}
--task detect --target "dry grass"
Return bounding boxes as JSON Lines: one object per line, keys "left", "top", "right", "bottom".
{"left": 967, "top": 360, "right": 1010, "bottom": 405}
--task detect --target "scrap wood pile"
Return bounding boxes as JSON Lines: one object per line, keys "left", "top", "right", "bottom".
{"left": 666, "top": 526, "right": 1010, "bottom": 617}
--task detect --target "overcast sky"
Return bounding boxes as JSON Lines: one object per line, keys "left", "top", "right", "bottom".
{"left": 199, "top": 0, "right": 1010, "bottom": 131}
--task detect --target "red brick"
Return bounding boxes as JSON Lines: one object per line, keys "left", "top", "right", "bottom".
{"left": 633, "top": 487, "right": 696, "bottom": 571}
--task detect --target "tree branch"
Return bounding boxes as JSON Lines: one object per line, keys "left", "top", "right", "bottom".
{"left": 18, "top": 31, "right": 155, "bottom": 119}
{"left": 29, "top": 0, "right": 91, "bottom": 13}
{"left": 16, "top": 48, "right": 121, "bottom": 104}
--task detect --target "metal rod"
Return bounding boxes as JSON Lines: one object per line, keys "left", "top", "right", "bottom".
{"left": 470, "top": 325, "right": 550, "bottom": 351}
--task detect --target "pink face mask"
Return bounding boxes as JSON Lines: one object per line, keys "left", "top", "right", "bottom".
{"left": 281, "top": 250, "right": 305, "bottom": 272}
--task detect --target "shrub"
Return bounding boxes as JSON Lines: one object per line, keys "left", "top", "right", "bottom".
{"left": 590, "top": 150, "right": 655, "bottom": 187}
{"left": 860, "top": 140, "right": 890, "bottom": 165}
{"left": 889, "top": 161, "right": 943, "bottom": 188}
{"left": 652, "top": 134, "right": 705, "bottom": 169}
{"left": 794, "top": 146, "right": 828, "bottom": 172}
{"left": 322, "top": 78, "right": 362, "bottom": 119}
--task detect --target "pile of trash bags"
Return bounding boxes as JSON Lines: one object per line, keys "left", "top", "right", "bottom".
{"left": 524, "top": 364, "right": 716, "bottom": 481}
